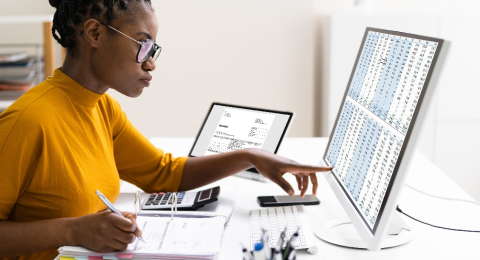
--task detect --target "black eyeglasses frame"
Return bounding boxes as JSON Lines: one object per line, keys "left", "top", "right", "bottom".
{"left": 78, "top": 20, "right": 161, "bottom": 63}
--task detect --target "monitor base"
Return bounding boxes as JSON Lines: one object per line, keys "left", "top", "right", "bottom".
{"left": 314, "top": 212, "right": 413, "bottom": 249}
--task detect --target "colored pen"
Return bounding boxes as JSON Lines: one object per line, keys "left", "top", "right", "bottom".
{"left": 287, "top": 248, "right": 296, "bottom": 260}
{"left": 253, "top": 242, "right": 265, "bottom": 260}
{"left": 95, "top": 190, "right": 145, "bottom": 243}
{"left": 283, "top": 231, "right": 299, "bottom": 260}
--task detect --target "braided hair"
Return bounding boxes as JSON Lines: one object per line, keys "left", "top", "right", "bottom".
{"left": 49, "top": 0, "right": 152, "bottom": 53}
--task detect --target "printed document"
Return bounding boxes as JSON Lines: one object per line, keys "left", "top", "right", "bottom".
{"left": 205, "top": 108, "right": 275, "bottom": 155}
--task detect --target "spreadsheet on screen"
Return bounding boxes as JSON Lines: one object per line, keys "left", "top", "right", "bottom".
{"left": 325, "top": 31, "right": 438, "bottom": 229}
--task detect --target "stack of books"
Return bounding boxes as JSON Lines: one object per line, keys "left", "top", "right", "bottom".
{"left": 0, "top": 52, "right": 37, "bottom": 91}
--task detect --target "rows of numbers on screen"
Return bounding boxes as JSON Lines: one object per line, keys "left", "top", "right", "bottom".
{"left": 325, "top": 31, "right": 438, "bottom": 228}
{"left": 326, "top": 100, "right": 403, "bottom": 227}
{"left": 348, "top": 31, "right": 437, "bottom": 135}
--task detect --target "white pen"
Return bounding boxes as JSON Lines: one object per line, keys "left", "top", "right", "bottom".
{"left": 95, "top": 190, "right": 145, "bottom": 243}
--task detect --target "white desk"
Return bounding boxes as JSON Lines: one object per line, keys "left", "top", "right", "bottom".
{"left": 117, "top": 137, "right": 480, "bottom": 260}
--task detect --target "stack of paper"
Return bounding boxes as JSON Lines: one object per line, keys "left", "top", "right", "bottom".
{"left": 0, "top": 53, "right": 37, "bottom": 91}
{"left": 57, "top": 216, "right": 226, "bottom": 260}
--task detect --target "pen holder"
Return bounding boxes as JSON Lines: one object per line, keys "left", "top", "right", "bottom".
{"left": 249, "top": 247, "right": 296, "bottom": 260}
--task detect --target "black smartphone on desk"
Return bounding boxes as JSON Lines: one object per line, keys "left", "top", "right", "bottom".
{"left": 257, "top": 195, "right": 320, "bottom": 207}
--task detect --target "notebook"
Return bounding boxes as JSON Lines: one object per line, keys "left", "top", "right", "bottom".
{"left": 57, "top": 215, "right": 225, "bottom": 260}
{"left": 189, "top": 102, "right": 294, "bottom": 181}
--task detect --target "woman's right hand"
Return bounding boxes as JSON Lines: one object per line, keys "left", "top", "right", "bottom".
{"left": 70, "top": 211, "right": 141, "bottom": 252}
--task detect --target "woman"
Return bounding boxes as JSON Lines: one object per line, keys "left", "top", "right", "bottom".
{"left": 0, "top": 0, "right": 332, "bottom": 259}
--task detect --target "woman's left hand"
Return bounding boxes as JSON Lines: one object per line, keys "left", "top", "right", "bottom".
{"left": 248, "top": 149, "right": 333, "bottom": 197}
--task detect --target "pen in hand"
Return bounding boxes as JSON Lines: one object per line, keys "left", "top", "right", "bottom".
{"left": 95, "top": 190, "right": 145, "bottom": 243}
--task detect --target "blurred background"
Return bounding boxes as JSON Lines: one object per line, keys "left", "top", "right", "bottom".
{"left": 0, "top": 0, "right": 478, "bottom": 200}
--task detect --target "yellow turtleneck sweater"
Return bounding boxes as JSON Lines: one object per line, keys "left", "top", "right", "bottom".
{"left": 0, "top": 68, "right": 187, "bottom": 260}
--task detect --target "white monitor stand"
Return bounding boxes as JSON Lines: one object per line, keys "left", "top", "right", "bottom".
{"left": 314, "top": 212, "right": 413, "bottom": 249}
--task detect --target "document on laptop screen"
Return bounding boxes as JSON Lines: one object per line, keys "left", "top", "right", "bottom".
{"left": 190, "top": 104, "right": 293, "bottom": 158}
{"left": 205, "top": 108, "right": 275, "bottom": 155}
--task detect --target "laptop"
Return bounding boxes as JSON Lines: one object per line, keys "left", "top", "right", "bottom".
{"left": 189, "top": 102, "right": 294, "bottom": 181}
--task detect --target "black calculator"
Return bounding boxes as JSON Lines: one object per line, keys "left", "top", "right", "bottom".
{"left": 141, "top": 186, "right": 220, "bottom": 210}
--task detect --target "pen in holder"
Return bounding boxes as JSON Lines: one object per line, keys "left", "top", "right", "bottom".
{"left": 243, "top": 227, "right": 298, "bottom": 260}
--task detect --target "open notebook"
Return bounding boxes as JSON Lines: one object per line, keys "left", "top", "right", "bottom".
{"left": 57, "top": 215, "right": 225, "bottom": 260}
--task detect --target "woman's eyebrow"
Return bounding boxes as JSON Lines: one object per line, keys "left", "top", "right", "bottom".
{"left": 137, "top": 31, "right": 152, "bottom": 39}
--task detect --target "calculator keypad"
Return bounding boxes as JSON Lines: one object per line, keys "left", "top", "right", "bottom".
{"left": 142, "top": 191, "right": 198, "bottom": 209}
{"left": 145, "top": 192, "right": 186, "bottom": 206}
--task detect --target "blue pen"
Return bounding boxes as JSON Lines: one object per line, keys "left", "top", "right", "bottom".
{"left": 95, "top": 190, "right": 145, "bottom": 243}
{"left": 253, "top": 242, "right": 264, "bottom": 260}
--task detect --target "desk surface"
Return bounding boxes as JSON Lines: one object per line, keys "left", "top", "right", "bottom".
{"left": 117, "top": 137, "right": 480, "bottom": 260}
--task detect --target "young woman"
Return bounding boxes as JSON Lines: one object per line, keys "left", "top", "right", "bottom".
{"left": 0, "top": 0, "right": 332, "bottom": 259}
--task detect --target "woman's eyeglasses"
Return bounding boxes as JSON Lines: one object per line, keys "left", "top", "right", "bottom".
{"left": 79, "top": 20, "right": 161, "bottom": 63}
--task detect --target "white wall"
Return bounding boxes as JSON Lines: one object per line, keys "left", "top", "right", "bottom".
{"left": 0, "top": 0, "right": 316, "bottom": 138}
{"left": 108, "top": 0, "right": 315, "bottom": 138}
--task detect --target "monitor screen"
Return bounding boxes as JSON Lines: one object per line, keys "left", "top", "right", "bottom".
{"left": 189, "top": 103, "right": 293, "bottom": 158}
{"left": 324, "top": 28, "right": 442, "bottom": 233}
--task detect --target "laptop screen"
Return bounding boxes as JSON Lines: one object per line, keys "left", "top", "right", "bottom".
{"left": 189, "top": 103, "right": 293, "bottom": 169}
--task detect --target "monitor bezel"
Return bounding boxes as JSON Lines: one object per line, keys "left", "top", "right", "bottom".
{"left": 188, "top": 102, "right": 294, "bottom": 173}
{"left": 321, "top": 27, "right": 446, "bottom": 249}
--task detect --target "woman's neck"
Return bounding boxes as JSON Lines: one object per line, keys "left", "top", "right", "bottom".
{"left": 61, "top": 54, "right": 110, "bottom": 95}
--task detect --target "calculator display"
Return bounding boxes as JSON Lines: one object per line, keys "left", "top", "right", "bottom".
{"left": 198, "top": 189, "right": 212, "bottom": 201}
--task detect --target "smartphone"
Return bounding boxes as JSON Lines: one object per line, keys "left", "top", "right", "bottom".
{"left": 257, "top": 195, "right": 320, "bottom": 207}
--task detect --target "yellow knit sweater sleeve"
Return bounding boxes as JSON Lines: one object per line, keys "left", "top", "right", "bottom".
{"left": 105, "top": 95, "right": 187, "bottom": 193}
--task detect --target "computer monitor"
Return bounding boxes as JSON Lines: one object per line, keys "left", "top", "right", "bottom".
{"left": 318, "top": 28, "right": 449, "bottom": 250}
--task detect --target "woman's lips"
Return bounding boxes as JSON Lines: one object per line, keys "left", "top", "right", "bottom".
{"left": 140, "top": 75, "right": 152, "bottom": 87}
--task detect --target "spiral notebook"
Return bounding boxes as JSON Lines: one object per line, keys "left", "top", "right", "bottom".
{"left": 57, "top": 214, "right": 226, "bottom": 260}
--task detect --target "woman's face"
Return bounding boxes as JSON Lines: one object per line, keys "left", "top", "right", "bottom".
{"left": 91, "top": 5, "right": 158, "bottom": 98}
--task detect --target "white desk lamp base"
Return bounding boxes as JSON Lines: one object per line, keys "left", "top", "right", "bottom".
{"left": 314, "top": 212, "right": 413, "bottom": 249}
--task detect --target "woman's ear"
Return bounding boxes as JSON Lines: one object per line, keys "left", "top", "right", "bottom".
{"left": 82, "top": 19, "right": 102, "bottom": 47}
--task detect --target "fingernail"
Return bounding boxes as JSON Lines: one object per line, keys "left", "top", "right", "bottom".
{"left": 288, "top": 190, "right": 294, "bottom": 196}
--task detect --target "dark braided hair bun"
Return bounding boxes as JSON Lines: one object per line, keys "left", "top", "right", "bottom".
{"left": 49, "top": 0, "right": 62, "bottom": 9}
{"left": 51, "top": 0, "right": 152, "bottom": 52}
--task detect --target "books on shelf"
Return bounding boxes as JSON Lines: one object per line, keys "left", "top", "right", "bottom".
{"left": 0, "top": 48, "right": 43, "bottom": 110}
{"left": 0, "top": 59, "right": 39, "bottom": 90}
{"left": 0, "top": 70, "right": 35, "bottom": 86}
{"left": 0, "top": 56, "right": 35, "bottom": 68}
{"left": 57, "top": 215, "right": 226, "bottom": 260}
{"left": 0, "top": 82, "right": 34, "bottom": 91}
{"left": 0, "top": 52, "right": 28, "bottom": 64}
